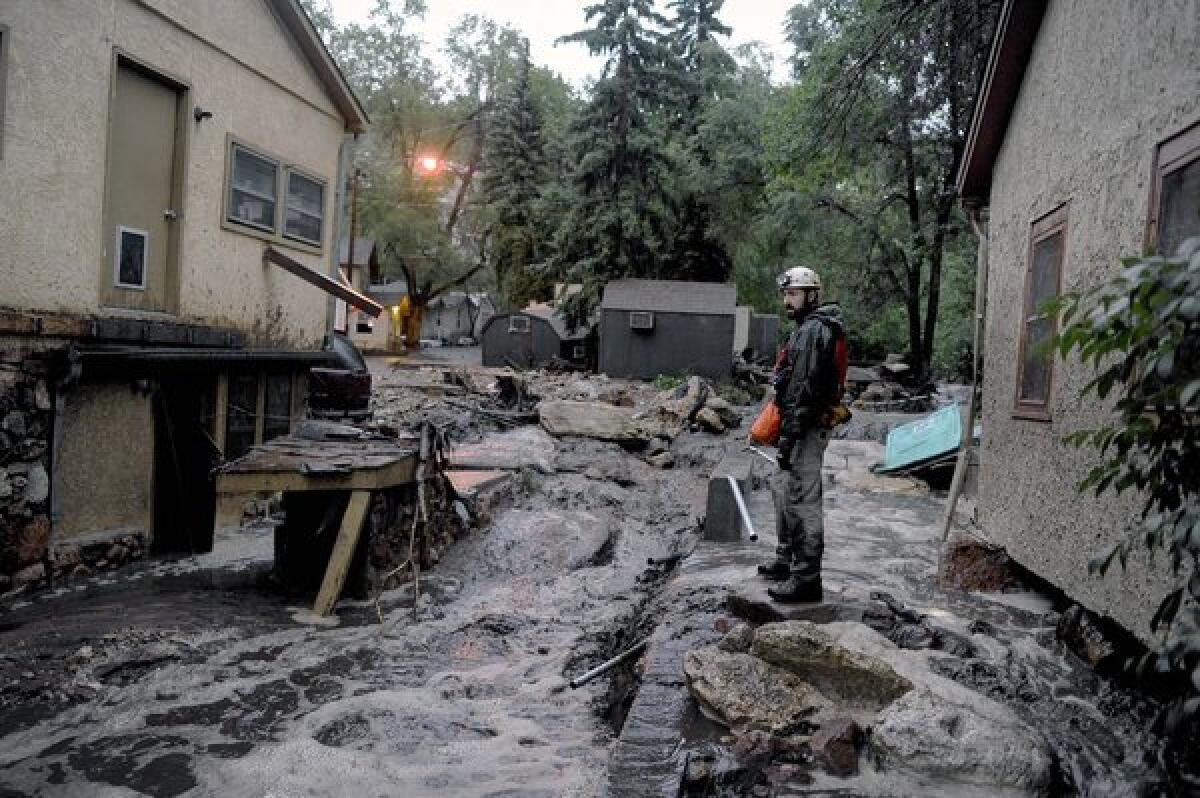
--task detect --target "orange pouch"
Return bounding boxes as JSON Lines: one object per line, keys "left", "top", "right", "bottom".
{"left": 750, "top": 401, "right": 782, "bottom": 445}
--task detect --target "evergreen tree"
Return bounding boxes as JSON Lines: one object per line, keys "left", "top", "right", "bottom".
{"left": 551, "top": 0, "right": 680, "bottom": 327}
{"left": 482, "top": 51, "right": 551, "bottom": 308}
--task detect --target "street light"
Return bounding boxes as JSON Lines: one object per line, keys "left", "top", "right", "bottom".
{"left": 415, "top": 155, "right": 442, "bottom": 176}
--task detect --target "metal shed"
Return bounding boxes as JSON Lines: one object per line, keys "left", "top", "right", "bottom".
{"left": 480, "top": 303, "right": 592, "bottom": 369}
{"left": 599, "top": 280, "right": 736, "bottom": 380}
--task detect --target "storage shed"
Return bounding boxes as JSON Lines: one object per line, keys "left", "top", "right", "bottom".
{"left": 599, "top": 280, "right": 737, "bottom": 380}
{"left": 480, "top": 303, "right": 592, "bottom": 369}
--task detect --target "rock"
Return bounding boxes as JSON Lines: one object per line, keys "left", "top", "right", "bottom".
{"left": 53, "top": 545, "right": 82, "bottom": 569}
{"left": 33, "top": 381, "right": 51, "bottom": 411}
{"left": 704, "top": 396, "right": 741, "bottom": 427}
{"left": 1056, "top": 603, "right": 1124, "bottom": 672}
{"left": 105, "top": 544, "right": 129, "bottom": 564}
{"left": 764, "top": 763, "right": 812, "bottom": 786}
{"left": 751, "top": 622, "right": 912, "bottom": 711}
{"left": 645, "top": 437, "right": 670, "bottom": 457}
{"left": 718, "top": 623, "right": 755, "bottom": 654}
{"left": 14, "top": 515, "right": 50, "bottom": 567}
{"left": 869, "top": 688, "right": 1054, "bottom": 793}
{"left": 660, "top": 376, "right": 711, "bottom": 422}
{"left": 24, "top": 464, "right": 49, "bottom": 504}
{"left": 939, "top": 540, "right": 1023, "bottom": 591}
{"left": 810, "top": 716, "right": 862, "bottom": 777}
{"left": 3, "top": 410, "right": 26, "bottom": 437}
{"left": 683, "top": 753, "right": 715, "bottom": 791}
{"left": 12, "top": 562, "right": 46, "bottom": 589}
{"left": 695, "top": 407, "right": 726, "bottom": 434}
{"left": 645, "top": 452, "right": 675, "bottom": 469}
{"left": 538, "top": 400, "right": 655, "bottom": 444}
{"left": 71, "top": 565, "right": 93, "bottom": 580}
{"left": 731, "top": 729, "right": 776, "bottom": 767}
{"left": 684, "top": 647, "right": 831, "bottom": 736}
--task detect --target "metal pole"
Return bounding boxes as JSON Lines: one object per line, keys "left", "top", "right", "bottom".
{"left": 726, "top": 476, "right": 758, "bottom": 542}
{"left": 568, "top": 639, "right": 649, "bottom": 689}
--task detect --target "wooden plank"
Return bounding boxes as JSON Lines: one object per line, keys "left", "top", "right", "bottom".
{"left": 313, "top": 490, "right": 372, "bottom": 616}
{"left": 263, "top": 247, "right": 383, "bottom": 317}
{"left": 215, "top": 456, "right": 417, "bottom": 494}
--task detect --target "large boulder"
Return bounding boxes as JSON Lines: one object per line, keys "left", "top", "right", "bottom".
{"left": 539, "top": 400, "right": 664, "bottom": 444}
{"left": 751, "top": 622, "right": 912, "bottom": 712}
{"left": 869, "top": 688, "right": 1055, "bottom": 795}
{"left": 683, "top": 647, "right": 831, "bottom": 735}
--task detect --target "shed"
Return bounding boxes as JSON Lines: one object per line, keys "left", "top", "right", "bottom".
{"left": 422, "top": 292, "right": 496, "bottom": 344}
{"left": 480, "top": 303, "right": 592, "bottom": 369}
{"left": 599, "top": 280, "right": 736, "bottom": 380}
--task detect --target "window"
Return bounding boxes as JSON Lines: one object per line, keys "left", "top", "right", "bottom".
{"left": 224, "top": 137, "right": 326, "bottom": 252}
{"left": 0, "top": 26, "right": 9, "bottom": 159}
{"left": 228, "top": 143, "right": 278, "bottom": 232}
{"left": 225, "top": 373, "right": 259, "bottom": 460}
{"left": 1148, "top": 119, "right": 1200, "bottom": 256}
{"left": 284, "top": 170, "right": 324, "bottom": 246}
{"left": 572, "top": 345, "right": 586, "bottom": 360}
{"left": 1015, "top": 204, "right": 1067, "bottom": 420}
{"left": 508, "top": 316, "right": 530, "bottom": 333}
{"left": 221, "top": 372, "right": 297, "bottom": 459}
{"left": 263, "top": 373, "right": 293, "bottom": 442}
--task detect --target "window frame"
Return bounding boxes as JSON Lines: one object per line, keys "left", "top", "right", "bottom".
{"left": 0, "top": 25, "right": 9, "bottom": 160}
{"left": 113, "top": 225, "right": 150, "bottom": 290}
{"left": 508, "top": 316, "right": 531, "bottom": 334}
{"left": 1146, "top": 116, "right": 1200, "bottom": 256}
{"left": 222, "top": 135, "right": 327, "bottom": 255}
{"left": 1013, "top": 203, "right": 1069, "bottom": 422}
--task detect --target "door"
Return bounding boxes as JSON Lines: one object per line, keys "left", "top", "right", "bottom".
{"left": 102, "top": 61, "right": 182, "bottom": 312}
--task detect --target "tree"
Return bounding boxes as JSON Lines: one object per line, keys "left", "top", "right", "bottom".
{"left": 1055, "top": 237, "right": 1200, "bottom": 728}
{"left": 551, "top": 0, "right": 682, "bottom": 327}
{"left": 768, "top": 0, "right": 1000, "bottom": 382}
{"left": 482, "top": 51, "right": 552, "bottom": 308}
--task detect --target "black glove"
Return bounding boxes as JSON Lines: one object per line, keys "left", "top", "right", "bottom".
{"left": 777, "top": 437, "right": 794, "bottom": 470}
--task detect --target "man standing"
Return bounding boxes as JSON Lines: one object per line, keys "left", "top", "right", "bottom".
{"left": 758, "top": 266, "right": 845, "bottom": 603}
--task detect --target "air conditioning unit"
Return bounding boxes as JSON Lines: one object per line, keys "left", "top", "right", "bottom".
{"left": 629, "top": 311, "right": 654, "bottom": 330}
{"left": 572, "top": 345, "right": 586, "bottom": 360}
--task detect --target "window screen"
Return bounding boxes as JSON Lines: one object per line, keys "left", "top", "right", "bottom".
{"left": 1158, "top": 153, "right": 1199, "bottom": 257}
{"left": 228, "top": 144, "right": 278, "bottom": 231}
{"left": 1015, "top": 208, "right": 1066, "bottom": 418}
{"left": 284, "top": 171, "right": 324, "bottom": 245}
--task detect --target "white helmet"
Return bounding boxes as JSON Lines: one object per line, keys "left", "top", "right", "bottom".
{"left": 777, "top": 266, "right": 821, "bottom": 291}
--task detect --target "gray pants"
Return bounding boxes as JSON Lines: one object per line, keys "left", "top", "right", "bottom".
{"left": 772, "top": 427, "right": 829, "bottom": 583}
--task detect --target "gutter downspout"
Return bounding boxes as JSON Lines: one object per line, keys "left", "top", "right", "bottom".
{"left": 938, "top": 207, "right": 989, "bottom": 582}
{"left": 327, "top": 133, "right": 357, "bottom": 339}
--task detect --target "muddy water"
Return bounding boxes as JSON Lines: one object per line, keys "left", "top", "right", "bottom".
{"left": 0, "top": 434, "right": 714, "bottom": 797}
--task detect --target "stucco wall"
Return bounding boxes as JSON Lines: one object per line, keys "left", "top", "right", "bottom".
{"left": 981, "top": 0, "right": 1199, "bottom": 637}
{"left": 600, "top": 311, "right": 734, "bottom": 381}
{"left": 55, "top": 381, "right": 154, "bottom": 542}
{"left": 0, "top": 0, "right": 345, "bottom": 348}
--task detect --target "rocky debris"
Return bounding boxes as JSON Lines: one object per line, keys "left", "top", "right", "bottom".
{"left": 694, "top": 406, "right": 726, "bottom": 433}
{"left": 645, "top": 452, "right": 675, "bottom": 469}
{"left": 940, "top": 539, "right": 1025, "bottom": 591}
{"left": 1056, "top": 603, "right": 1126, "bottom": 673}
{"left": 12, "top": 562, "right": 45, "bottom": 589}
{"left": 683, "top": 647, "right": 831, "bottom": 736}
{"left": 869, "top": 688, "right": 1054, "bottom": 794}
{"left": 716, "top": 622, "right": 755, "bottom": 654}
{"left": 809, "top": 716, "right": 863, "bottom": 777}
{"left": 539, "top": 399, "right": 672, "bottom": 444}
{"left": 751, "top": 622, "right": 913, "bottom": 711}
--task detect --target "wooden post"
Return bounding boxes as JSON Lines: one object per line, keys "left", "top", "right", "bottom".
{"left": 314, "top": 490, "right": 372, "bottom": 616}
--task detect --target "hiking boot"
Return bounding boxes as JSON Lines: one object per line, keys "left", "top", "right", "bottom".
{"left": 767, "top": 575, "right": 823, "bottom": 604}
{"left": 757, "top": 560, "right": 791, "bottom": 580}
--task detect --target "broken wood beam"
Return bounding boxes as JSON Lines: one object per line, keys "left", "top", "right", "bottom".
{"left": 313, "top": 490, "right": 372, "bottom": 616}
{"left": 263, "top": 246, "right": 383, "bottom": 317}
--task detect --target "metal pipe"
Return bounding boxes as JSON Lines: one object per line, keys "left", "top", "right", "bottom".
{"left": 726, "top": 476, "right": 758, "bottom": 542}
{"left": 568, "top": 639, "right": 648, "bottom": 689}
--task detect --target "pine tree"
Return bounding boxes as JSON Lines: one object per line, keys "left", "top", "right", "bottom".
{"left": 482, "top": 51, "right": 551, "bottom": 308}
{"left": 551, "top": 0, "right": 681, "bottom": 328}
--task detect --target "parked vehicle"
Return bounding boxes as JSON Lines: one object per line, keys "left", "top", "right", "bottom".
{"left": 309, "top": 332, "right": 372, "bottom": 422}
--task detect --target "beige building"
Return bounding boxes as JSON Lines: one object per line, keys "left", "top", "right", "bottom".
{"left": 958, "top": 0, "right": 1199, "bottom": 637}
{"left": 0, "top": 0, "right": 374, "bottom": 584}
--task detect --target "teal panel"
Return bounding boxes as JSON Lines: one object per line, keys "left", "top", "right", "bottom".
{"left": 880, "top": 405, "right": 963, "bottom": 473}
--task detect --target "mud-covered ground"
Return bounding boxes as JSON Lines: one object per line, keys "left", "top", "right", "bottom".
{"left": 0, "top": 411, "right": 723, "bottom": 796}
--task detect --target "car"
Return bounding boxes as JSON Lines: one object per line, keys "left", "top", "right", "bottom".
{"left": 308, "top": 332, "right": 372, "bottom": 422}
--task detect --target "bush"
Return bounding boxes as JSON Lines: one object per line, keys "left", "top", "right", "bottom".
{"left": 1053, "top": 236, "right": 1199, "bottom": 725}
{"left": 653, "top": 374, "right": 686, "bottom": 392}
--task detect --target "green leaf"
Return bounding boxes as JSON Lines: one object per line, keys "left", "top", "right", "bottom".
{"left": 1088, "top": 543, "right": 1121, "bottom": 576}
{"left": 1150, "top": 588, "right": 1183, "bottom": 632}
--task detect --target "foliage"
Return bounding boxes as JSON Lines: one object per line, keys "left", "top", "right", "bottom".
{"left": 653, "top": 374, "right": 686, "bottom": 391}
{"left": 764, "top": 0, "right": 999, "bottom": 381}
{"left": 1054, "top": 237, "right": 1200, "bottom": 724}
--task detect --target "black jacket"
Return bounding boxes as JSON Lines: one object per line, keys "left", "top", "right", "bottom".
{"left": 775, "top": 303, "right": 845, "bottom": 448}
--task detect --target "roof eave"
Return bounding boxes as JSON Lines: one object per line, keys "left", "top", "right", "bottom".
{"left": 271, "top": 0, "right": 370, "bottom": 134}
{"left": 956, "top": 0, "right": 1048, "bottom": 206}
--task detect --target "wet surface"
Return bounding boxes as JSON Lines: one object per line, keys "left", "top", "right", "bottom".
{"left": 0, "top": 430, "right": 708, "bottom": 796}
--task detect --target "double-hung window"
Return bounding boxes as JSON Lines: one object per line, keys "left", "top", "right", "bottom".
{"left": 225, "top": 139, "right": 326, "bottom": 251}
{"left": 1148, "top": 119, "right": 1200, "bottom": 256}
{"left": 1014, "top": 204, "right": 1068, "bottom": 421}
